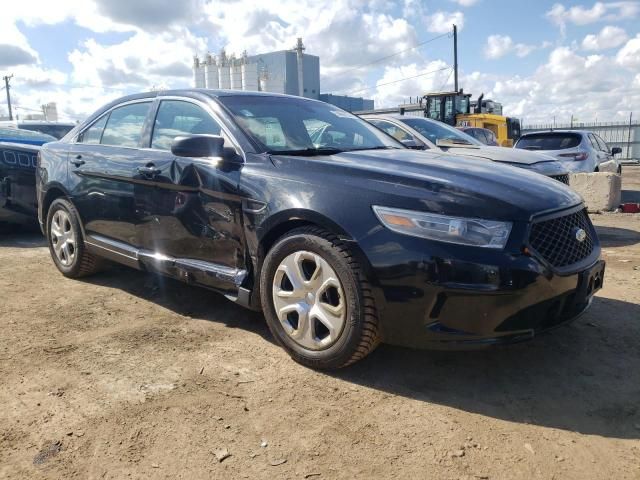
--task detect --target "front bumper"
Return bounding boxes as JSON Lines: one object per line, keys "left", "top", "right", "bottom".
{"left": 360, "top": 227, "right": 604, "bottom": 350}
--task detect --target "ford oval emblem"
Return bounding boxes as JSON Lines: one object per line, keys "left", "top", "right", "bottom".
{"left": 575, "top": 228, "right": 587, "bottom": 243}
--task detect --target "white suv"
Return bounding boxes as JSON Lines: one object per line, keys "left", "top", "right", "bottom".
{"left": 515, "top": 130, "right": 622, "bottom": 174}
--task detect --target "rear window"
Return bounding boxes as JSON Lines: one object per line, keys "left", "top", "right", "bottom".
{"left": 516, "top": 132, "right": 581, "bottom": 151}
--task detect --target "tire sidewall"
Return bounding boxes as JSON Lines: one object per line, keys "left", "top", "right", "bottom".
{"left": 46, "top": 198, "right": 85, "bottom": 277}
{"left": 260, "top": 231, "right": 365, "bottom": 369}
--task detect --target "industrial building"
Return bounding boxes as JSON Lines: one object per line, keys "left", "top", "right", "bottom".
{"left": 192, "top": 38, "right": 373, "bottom": 111}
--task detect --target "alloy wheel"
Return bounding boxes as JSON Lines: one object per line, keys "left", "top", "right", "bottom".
{"left": 50, "top": 210, "right": 76, "bottom": 267}
{"left": 272, "top": 250, "right": 346, "bottom": 350}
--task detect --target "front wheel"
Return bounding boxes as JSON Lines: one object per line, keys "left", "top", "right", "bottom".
{"left": 46, "top": 198, "right": 103, "bottom": 278}
{"left": 260, "top": 227, "right": 380, "bottom": 369}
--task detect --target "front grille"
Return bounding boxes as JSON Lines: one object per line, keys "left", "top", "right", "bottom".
{"left": 529, "top": 209, "right": 594, "bottom": 268}
{"left": 550, "top": 174, "right": 569, "bottom": 185}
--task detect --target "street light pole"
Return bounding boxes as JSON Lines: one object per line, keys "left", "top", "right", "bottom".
{"left": 453, "top": 24, "right": 458, "bottom": 93}
{"left": 3, "top": 74, "right": 13, "bottom": 120}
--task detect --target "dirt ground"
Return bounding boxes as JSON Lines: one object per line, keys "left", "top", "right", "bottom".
{"left": 1, "top": 168, "right": 640, "bottom": 480}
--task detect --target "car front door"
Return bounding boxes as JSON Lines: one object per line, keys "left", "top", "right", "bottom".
{"left": 68, "top": 100, "right": 153, "bottom": 246}
{"left": 132, "top": 98, "right": 246, "bottom": 291}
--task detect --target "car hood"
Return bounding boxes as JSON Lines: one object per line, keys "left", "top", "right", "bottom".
{"left": 271, "top": 149, "right": 582, "bottom": 222}
{"left": 444, "top": 145, "right": 557, "bottom": 165}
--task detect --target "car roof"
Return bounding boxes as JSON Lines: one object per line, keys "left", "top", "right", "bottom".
{"left": 361, "top": 113, "right": 435, "bottom": 122}
{"left": 520, "top": 130, "right": 590, "bottom": 136}
{"left": 0, "top": 126, "right": 57, "bottom": 140}
{"left": 112, "top": 88, "right": 324, "bottom": 103}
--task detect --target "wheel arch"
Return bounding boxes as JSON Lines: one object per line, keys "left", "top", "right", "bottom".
{"left": 41, "top": 185, "right": 86, "bottom": 240}
{"left": 250, "top": 209, "right": 382, "bottom": 314}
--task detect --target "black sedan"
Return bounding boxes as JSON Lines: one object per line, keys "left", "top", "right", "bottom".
{"left": 37, "top": 90, "right": 604, "bottom": 369}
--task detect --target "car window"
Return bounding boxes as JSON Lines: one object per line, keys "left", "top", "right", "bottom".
{"left": 151, "top": 100, "right": 222, "bottom": 150}
{"left": 218, "top": 95, "right": 401, "bottom": 152}
{"left": 399, "top": 118, "right": 482, "bottom": 146}
{"left": 515, "top": 132, "right": 581, "bottom": 150}
{"left": 595, "top": 135, "right": 609, "bottom": 152}
{"left": 79, "top": 115, "right": 108, "bottom": 144}
{"left": 369, "top": 120, "right": 415, "bottom": 142}
{"left": 587, "top": 134, "right": 599, "bottom": 150}
{"left": 100, "top": 102, "right": 151, "bottom": 148}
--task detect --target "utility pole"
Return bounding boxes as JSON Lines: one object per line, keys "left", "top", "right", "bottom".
{"left": 3, "top": 74, "right": 13, "bottom": 121}
{"left": 627, "top": 112, "right": 633, "bottom": 159}
{"left": 453, "top": 24, "right": 458, "bottom": 93}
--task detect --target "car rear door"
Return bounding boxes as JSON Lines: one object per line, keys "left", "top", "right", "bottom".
{"left": 68, "top": 100, "right": 153, "bottom": 246}
{"left": 131, "top": 97, "right": 246, "bottom": 290}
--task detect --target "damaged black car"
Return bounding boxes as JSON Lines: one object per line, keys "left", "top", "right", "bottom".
{"left": 37, "top": 90, "right": 605, "bottom": 369}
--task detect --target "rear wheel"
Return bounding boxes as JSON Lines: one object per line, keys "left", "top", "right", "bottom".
{"left": 46, "top": 198, "right": 103, "bottom": 278}
{"left": 260, "top": 227, "right": 380, "bottom": 369}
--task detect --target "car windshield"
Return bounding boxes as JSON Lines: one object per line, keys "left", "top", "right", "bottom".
{"left": 217, "top": 95, "right": 403, "bottom": 154}
{"left": 399, "top": 117, "right": 483, "bottom": 146}
{"left": 515, "top": 132, "right": 582, "bottom": 151}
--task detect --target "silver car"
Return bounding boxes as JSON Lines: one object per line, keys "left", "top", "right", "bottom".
{"left": 514, "top": 130, "right": 622, "bottom": 174}
{"left": 362, "top": 114, "right": 571, "bottom": 184}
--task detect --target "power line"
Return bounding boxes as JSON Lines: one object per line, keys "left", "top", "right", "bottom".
{"left": 438, "top": 67, "right": 454, "bottom": 92}
{"left": 343, "top": 65, "right": 451, "bottom": 96}
{"left": 339, "top": 32, "right": 450, "bottom": 77}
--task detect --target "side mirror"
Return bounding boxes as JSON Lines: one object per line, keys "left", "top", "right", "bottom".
{"left": 611, "top": 147, "right": 622, "bottom": 156}
{"left": 171, "top": 134, "right": 225, "bottom": 158}
{"left": 401, "top": 139, "right": 422, "bottom": 149}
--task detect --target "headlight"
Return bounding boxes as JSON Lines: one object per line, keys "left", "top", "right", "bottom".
{"left": 373, "top": 206, "right": 512, "bottom": 249}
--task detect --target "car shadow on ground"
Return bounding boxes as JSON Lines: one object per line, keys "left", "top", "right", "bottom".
{"left": 622, "top": 189, "right": 640, "bottom": 204}
{"left": 0, "top": 225, "right": 46, "bottom": 248}
{"left": 333, "top": 295, "right": 640, "bottom": 441}
{"left": 595, "top": 225, "right": 640, "bottom": 247}
{"left": 81, "top": 265, "right": 273, "bottom": 343}
{"left": 84, "top": 265, "right": 640, "bottom": 441}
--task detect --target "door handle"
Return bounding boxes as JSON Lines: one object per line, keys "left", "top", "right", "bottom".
{"left": 70, "top": 155, "right": 85, "bottom": 167}
{"left": 137, "top": 165, "right": 162, "bottom": 176}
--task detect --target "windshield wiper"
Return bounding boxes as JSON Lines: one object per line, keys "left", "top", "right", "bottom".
{"left": 267, "top": 147, "right": 344, "bottom": 156}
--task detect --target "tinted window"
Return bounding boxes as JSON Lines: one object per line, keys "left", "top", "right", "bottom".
{"left": 369, "top": 120, "right": 415, "bottom": 142}
{"left": 399, "top": 118, "right": 482, "bottom": 146}
{"left": 101, "top": 102, "right": 151, "bottom": 147}
{"left": 515, "top": 132, "right": 581, "bottom": 150}
{"left": 218, "top": 96, "right": 401, "bottom": 152}
{"left": 80, "top": 115, "right": 108, "bottom": 144}
{"left": 151, "top": 100, "right": 222, "bottom": 150}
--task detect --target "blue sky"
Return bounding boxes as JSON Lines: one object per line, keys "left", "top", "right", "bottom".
{"left": 1, "top": 0, "right": 639, "bottom": 123}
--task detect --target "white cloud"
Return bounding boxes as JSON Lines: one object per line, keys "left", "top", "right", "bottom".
{"left": 425, "top": 11, "right": 464, "bottom": 34}
{"left": 371, "top": 60, "right": 452, "bottom": 107}
{"left": 68, "top": 30, "right": 206, "bottom": 90}
{"left": 484, "top": 35, "right": 544, "bottom": 59}
{"left": 582, "top": 26, "right": 628, "bottom": 50}
{"left": 449, "top": 0, "right": 479, "bottom": 6}
{"left": 547, "top": 2, "right": 639, "bottom": 35}
{"left": 616, "top": 34, "right": 640, "bottom": 69}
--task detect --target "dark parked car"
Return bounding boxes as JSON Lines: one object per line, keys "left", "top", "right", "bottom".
{"left": 37, "top": 90, "right": 605, "bottom": 369}
{"left": 0, "top": 142, "right": 40, "bottom": 226}
{"left": 458, "top": 126, "right": 499, "bottom": 146}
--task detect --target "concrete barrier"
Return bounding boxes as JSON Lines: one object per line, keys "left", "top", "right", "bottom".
{"left": 569, "top": 172, "right": 621, "bottom": 212}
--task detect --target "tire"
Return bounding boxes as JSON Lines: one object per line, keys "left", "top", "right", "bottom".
{"left": 260, "top": 226, "right": 380, "bottom": 369}
{"left": 46, "top": 198, "right": 103, "bottom": 278}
